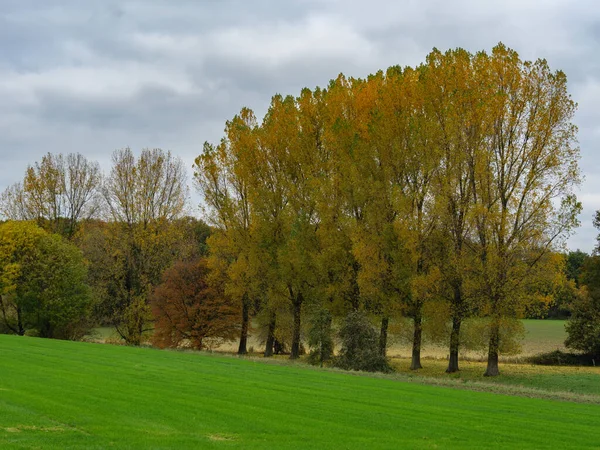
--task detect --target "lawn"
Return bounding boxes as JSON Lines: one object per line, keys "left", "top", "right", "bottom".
{"left": 1, "top": 335, "right": 600, "bottom": 449}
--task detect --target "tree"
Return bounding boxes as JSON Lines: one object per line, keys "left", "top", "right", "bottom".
{"left": 0, "top": 153, "right": 102, "bottom": 237}
{"left": 327, "top": 73, "right": 410, "bottom": 360}
{"left": 469, "top": 45, "right": 581, "bottom": 376}
{"left": 194, "top": 109, "right": 259, "bottom": 355}
{"left": 101, "top": 148, "right": 188, "bottom": 345}
{"left": 0, "top": 221, "right": 93, "bottom": 339}
{"left": 423, "top": 47, "right": 486, "bottom": 373}
{"left": 307, "top": 308, "right": 334, "bottom": 367}
{"left": 565, "top": 213, "right": 600, "bottom": 357}
{"left": 565, "top": 256, "right": 600, "bottom": 357}
{"left": 151, "top": 259, "right": 239, "bottom": 350}
{"left": 566, "top": 250, "right": 588, "bottom": 288}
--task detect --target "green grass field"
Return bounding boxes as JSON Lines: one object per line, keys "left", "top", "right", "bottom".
{"left": 1, "top": 335, "right": 600, "bottom": 449}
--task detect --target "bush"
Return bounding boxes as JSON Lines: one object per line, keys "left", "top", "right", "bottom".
{"left": 528, "top": 350, "right": 596, "bottom": 366}
{"left": 334, "top": 311, "right": 392, "bottom": 373}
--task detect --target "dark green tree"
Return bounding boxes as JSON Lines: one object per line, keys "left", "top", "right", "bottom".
{"left": 307, "top": 308, "right": 334, "bottom": 367}
{"left": 0, "top": 221, "right": 93, "bottom": 339}
{"left": 334, "top": 311, "right": 392, "bottom": 373}
{"left": 566, "top": 250, "right": 588, "bottom": 288}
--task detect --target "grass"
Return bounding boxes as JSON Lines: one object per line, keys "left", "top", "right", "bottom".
{"left": 520, "top": 319, "right": 568, "bottom": 355}
{"left": 391, "top": 358, "right": 600, "bottom": 398}
{"left": 2, "top": 335, "right": 600, "bottom": 449}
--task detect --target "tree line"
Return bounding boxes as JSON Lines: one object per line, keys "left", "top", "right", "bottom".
{"left": 194, "top": 43, "right": 580, "bottom": 377}
{"left": 1, "top": 43, "right": 595, "bottom": 377}
{"left": 1, "top": 148, "right": 212, "bottom": 346}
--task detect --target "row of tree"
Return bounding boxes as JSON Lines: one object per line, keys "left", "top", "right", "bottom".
{"left": 0, "top": 43, "right": 592, "bottom": 378}
{"left": 0, "top": 148, "right": 212, "bottom": 345}
{"left": 194, "top": 43, "right": 581, "bottom": 376}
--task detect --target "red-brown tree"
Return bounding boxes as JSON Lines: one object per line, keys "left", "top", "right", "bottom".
{"left": 151, "top": 259, "right": 240, "bottom": 350}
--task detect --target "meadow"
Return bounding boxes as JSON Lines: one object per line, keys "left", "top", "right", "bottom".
{"left": 132, "top": 318, "right": 569, "bottom": 360}
{"left": 1, "top": 334, "right": 600, "bottom": 449}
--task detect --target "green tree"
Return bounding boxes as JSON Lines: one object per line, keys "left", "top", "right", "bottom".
{"left": 566, "top": 250, "right": 588, "bottom": 288}
{"left": 307, "top": 308, "right": 334, "bottom": 367}
{"left": 565, "top": 255, "right": 600, "bottom": 357}
{"left": 565, "top": 214, "right": 600, "bottom": 357}
{"left": 0, "top": 221, "right": 93, "bottom": 339}
{"left": 334, "top": 310, "right": 392, "bottom": 373}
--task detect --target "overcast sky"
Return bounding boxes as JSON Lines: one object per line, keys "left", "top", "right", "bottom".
{"left": 0, "top": 0, "right": 598, "bottom": 251}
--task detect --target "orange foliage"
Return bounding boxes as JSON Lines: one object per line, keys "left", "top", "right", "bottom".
{"left": 151, "top": 259, "right": 240, "bottom": 350}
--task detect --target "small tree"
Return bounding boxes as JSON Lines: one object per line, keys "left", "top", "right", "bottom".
{"left": 565, "top": 254, "right": 600, "bottom": 357}
{"left": 565, "top": 290, "right": 600, "bottom": 358}
{"left": 307, "top": 308, "right": 334, "bottom": 367}
{"left": 151, "top": 259, "right": 240, "bottom": 350}
{"left": 564, "top": 212, "right": 600, "bottom": 358}
{"left": 334, "top": 311, "right": 392, "bottom": 373}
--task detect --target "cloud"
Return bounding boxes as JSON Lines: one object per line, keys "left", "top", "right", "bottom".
{"left": 0, "top": 0, "right": 598, "bottom": 251}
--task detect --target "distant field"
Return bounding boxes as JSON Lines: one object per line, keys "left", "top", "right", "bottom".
{"left": 165, "top": 319, "right": 569, "bottom": 360}
{"left": 1, "top": 335, "right": 600, "bottom": 449}
{"left": 91, "top": 319, "right": 568, "bottom": 361}
{"left": 520, "top": 319, "right": 568, "bottom": 354}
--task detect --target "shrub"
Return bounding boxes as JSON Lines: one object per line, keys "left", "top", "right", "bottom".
{"left": 528, "top": 350, "right": 596, "bottom": 366}
{"left": 334, "top": 311, "right": 392, "bottom": 373}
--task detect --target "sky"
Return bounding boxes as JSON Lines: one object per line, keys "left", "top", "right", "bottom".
{"left": 0, "top": 0, "right": 599, "bottom": 251}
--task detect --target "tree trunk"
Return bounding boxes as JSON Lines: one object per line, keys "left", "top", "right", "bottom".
{"left": 379, "top": 316, "right": 389, "bottom": 358}
{"left": 484, "top": 320, "right": 500, "bottom": 377}
{"left": 446, "top": 315, "right": 462, "bottom": 373}
{"left": 264, "top": 312, "right": 276, "bottom": 357}
{"left": 237, "top": 295, "right": 250, "bottom": 355}
{"left": 17, "top": 306, "right": 25, "bottom": 336}
{"left": 410, "top": 310, "right": 423, "bottom": 370}
{"left": 290, "top": 294, "right": 303, "bottom": 359}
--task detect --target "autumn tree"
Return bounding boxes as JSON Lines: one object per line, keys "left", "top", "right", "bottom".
{"left": 422, "top": 47, "right": 486, "bottom": 373}
{"left": 245, "top": 97, "right": 298, "bottom": 357}
{"left": 276, "top": 91, "right": 322, "bottom": 359}
{"left": 390, "top": 66, "right": 440, "bottom": 370}
{"left": 326, "top": 74, "right": 409, "bottom": 359}
{"left": 194, "top": 110, "right": 259, "bottom": 355}
{"left": 0, "top": 153, "right": 102, "bottom": 237}
{"left": 101, "top": 148, "right": 188, "bottom": 345}
{"left": 470, "top": 45, "right": 581, "bottom": 376}
{"left": 193, "top": 42, "right": 580, "bottom": 374}
{"left": 151, "top": 259, "right": 239, "bottom": 350}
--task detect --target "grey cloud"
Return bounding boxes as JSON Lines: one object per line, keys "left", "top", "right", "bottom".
{"left": 0, "top": 0, "right": 599, "bottom": 250}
